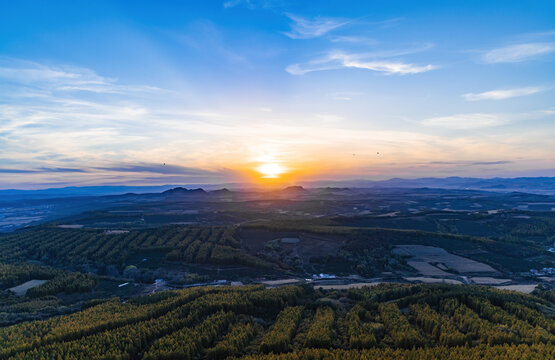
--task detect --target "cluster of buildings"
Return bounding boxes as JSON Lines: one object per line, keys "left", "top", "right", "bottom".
{"left": 311, "top": 273, "right": 337, "bottom": 280}
{"left": 529, "top": 268, "right": 555, "bottom": 276}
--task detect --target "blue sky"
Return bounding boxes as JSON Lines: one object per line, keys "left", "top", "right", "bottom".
{"left": 1, "top": 0, "right": 554, "bottom": 188}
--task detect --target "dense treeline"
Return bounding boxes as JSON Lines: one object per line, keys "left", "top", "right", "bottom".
{"left": 0, "top": 264, "right": 59, "bottom": 288}
{"left": 345, "top": 304, "right": 383, "bottom": 348}
{"left": 410, "top": 303, "right": 467, "bottom": 346}
{"left": 0, "top": 284, "right": 553, "bottom": 359}
{"left": 206, "top": 320, "right": 260, "bottom": 360}
{"left": 0, "top": 226, "right": 271, "bottom": 271}
{"left": 260, "top": 306, "right": 304, "bottom": 353}
{"left": 379, "top": 302, "right": 425, "bottom": 348}
{"left": 25, "top": 273, "right": 96, "bottom": 298}
{"left": 1, "top": 285, "right": 303, "bottom": 359}
{"left": 304, "top": 306, "right": 335, "bottom": 348}
{"left": 0, "top": 263, "right": 97, "bottom": 298}
{"left": 237, "top": 345, "right": 555, "bottom": 359}
{"left": 143, "top": 310, "right": 235, "bottom": 360}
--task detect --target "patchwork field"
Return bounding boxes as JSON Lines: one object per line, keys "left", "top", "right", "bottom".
{"left": 405, "top": 261, "right": 450, "bottom": 276}
{"left": 393, "top": 245, "right": 498, "bottom": 274}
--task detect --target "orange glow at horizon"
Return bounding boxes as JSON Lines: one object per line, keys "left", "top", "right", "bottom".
{"left": 257, "top": 162, "right": 285, "bottom": 178}
{"left": 239, "top": 148, "right": 366, "bottom": 185}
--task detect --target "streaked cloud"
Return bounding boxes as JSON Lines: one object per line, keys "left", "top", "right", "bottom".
{"left": 331, "top": 91, "right": 361, "bottom": 101}
{"left": 177, "top": 21, "right": 251, "bottom": 64}
{"left": 329, "top": 35, "right": 378, "bottom": 45}
{"left": 286, "top": 50, "right": 436, "bottom": 75}
{"left": 0, "top": 167, "right": 87, "bottom": 173}
{"left": 0, "top": 58, "right": 160, "bottom": 94}
{"left": 427, "top": 160, "right": 511, "bottom": 166}
{"left": 94, "top": 163, "right": 224, "bottom": 176}
{"left": 222, "top": 0, "right": 272, "bottom": 9}
{"left": 0, "top": 168, "right": 41, "bottom": 174}
{"left": 223, "top": 0, "right": 249, "bottom": 8}
{"left": 421, "top": 109, "right": 554, "bottom": 130}
{"left": 314, "top": 114, "right": 344, "bottom": 122}
{"left": 422, "top": 113, "right": 504, "bottom": 129}
{"left": 471, "top": 160, "right": 511, "bottom": 165}
{"left": 283, "top": 14, "right": 352, "bottom": 39}
{"left": 462, "top": 86, "right": 546, "bottom": 101}
{"left": 483, "top": 42, "right": 555, "bottom": 63}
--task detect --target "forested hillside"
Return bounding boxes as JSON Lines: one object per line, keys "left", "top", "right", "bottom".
{"left": 1, "top": 284, "right": 554, "bottom": 359}
{"left": 1, "top": 220, "right": 551, "bottom": 279}
{"left": 0, "top": 226, "right": 269, "bottom": 270}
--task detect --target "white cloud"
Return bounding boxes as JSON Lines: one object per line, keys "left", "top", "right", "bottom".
{"left": 315, "top": 114, "right": 344, "bottom": 122}
{"left": 223, "top": 0, "right": 245, "bottom": 8}
{"left": 462, "top": 86, "right": 546, "bottom": 101}
{"left": 342, "top": 59, "right": 435, "bottom": 75}
{"left": 222, "top": 0, "right": 271, "bottom": 9}
{"left": 329, "top": 35, "right": 378, "bottom": 45}
{"left": 286, "top": 51, "right": 436, "bottom": 75}
{"left": 422, "top": 113, "right": 504, "bottom": 129}
{"left": 283, "top": 14, "right": 351, "bottom": 39}
{"left": 483, "top": 42, "right": 555, "bottom": 63}
{"left": 0, "top": 58, "right": 159, "bottom": 94}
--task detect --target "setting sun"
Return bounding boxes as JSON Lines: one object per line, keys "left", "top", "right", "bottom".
{"left": 257, "top": 163, "right": 285, "bottom": 178}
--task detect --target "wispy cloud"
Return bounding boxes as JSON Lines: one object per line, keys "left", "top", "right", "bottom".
{"left": 462, "top": 86, "right": 546, "bottom": 101}
{"left": 94, "top": 162, "right": 223, "bottom": 176}
{"left": 0, "top": 167, "right": 87, "bottom": 174}
{"left": 331, "top": 91, "right": 361, "bottom": 101}
{"left": 420, "top": 109, "right": 555, "bottom": 130}
{"left": 427, "top": 160, "right": 511, "bottom": 166}
{"left": 0, "top": 168, "right": 39, "bottom": 174}
{"left": 421, "top": 113, "right": 505, "bottom": 129}
{"left": 223, "top": 0, "right": 273, "bottom": 9}
{"left": 329, "top": 35, "right": 378, "bottom": 45}
{"left": 283, "top": 14, "right": 352, "bottom": 39}
{"left": 471, "top": 160, "right": 511, "bottom": 166}
{"left": 0, "top": 58, "right": 160, "bottom": 94}
{"left": 482, "top": 42, "right": 555, "bottom": 63}
{"left": 223, "top": 0, "right": 249, "bottom": 8}
{"left": 173, "top": 21, "right": 247, "bottom": 63}
{"left": 314, "top": 113, "right": 344, "bottom": 122}
{"left": 513, "top": 29, "right": 555, "bottom": 41}
{"left": 286, "top": 49, "right": 436, "bottom": 75}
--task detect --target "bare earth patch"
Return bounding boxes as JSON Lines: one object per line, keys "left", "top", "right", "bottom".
{"left": 261, "top": 278, "right": 301, "bottom": 286}
{"left": 406, "top": 261, "right": 450, "bottom": 276}
{"left": 280, "top": 237, "right": 300, "bottom": 244}
{"left": 315, "top": 282, "right": 382, "bottom": 290}
{"left": 105, "top": 230, "right": 130, "bottom": 235}
{"left": 470, "top": 277, "right": 511, "bottom": 285}
{"left": 405, "top": 277, "right": 462, "bottom": 284}
{"left": 495, "top": 284, "right": 537, "bottom": 294}
{"left": 8, "top": 279, "right": 48, "bottom": 296}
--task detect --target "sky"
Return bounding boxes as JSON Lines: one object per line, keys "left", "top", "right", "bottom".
{"left": 1, "top": 0, "right": 554, "bottom": 189}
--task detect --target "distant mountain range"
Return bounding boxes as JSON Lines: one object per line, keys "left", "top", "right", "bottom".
{"left": 1, "top": 176, "right": 554, "bottom": 200}
{"left": 299, "top": 177, "right": 555, "bottom": 194}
